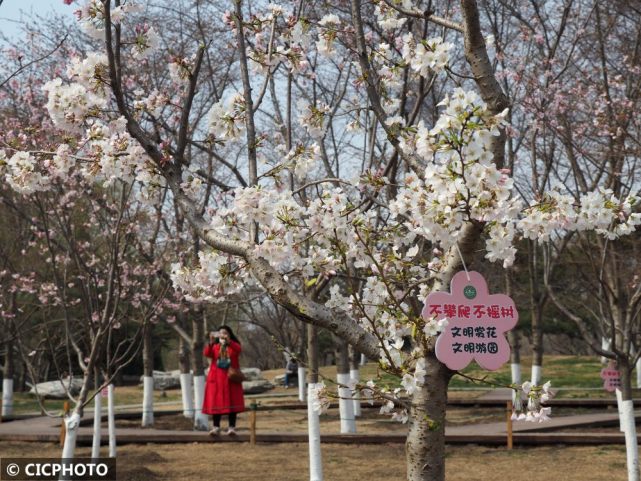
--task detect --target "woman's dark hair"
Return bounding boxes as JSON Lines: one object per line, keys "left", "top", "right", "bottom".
{"left": 218, "top": 325, "right": 241, "bottom": 344}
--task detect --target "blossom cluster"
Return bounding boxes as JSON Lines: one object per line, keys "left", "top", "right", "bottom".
{"left": 170, "top": 252, "right": 248, "bottom": 303}
{"left": 316, "top": 14, "right": 341, "bottom": 57}
{"left": 284, "top": 143, "right": 321, "bottom": 180}
{"left": 241, "top": 5, "right": 311, "bottom": 75}
{"left": 374, "top": 1, "right": 409, "bottom": 31}
{"left": 207, "top": 93, "right": 247, "bottom": 142}
{"left": 518, "top": 189, "right": 641, "bottom": 242}
{"left": 76, "top": 0, "right": 145, "bottom": 42}
{"left": 511, "top": 381, "right": 554, "bottom": 422}
{"left": 402, "top": 34, "right": 454, "bottom": 77}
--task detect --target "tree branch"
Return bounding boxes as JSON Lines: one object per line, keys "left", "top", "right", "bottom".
{"left": 460, "top": 0, "right": 509, "bottom": 168}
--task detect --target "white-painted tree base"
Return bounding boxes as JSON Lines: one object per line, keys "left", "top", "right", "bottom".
{"left": 179, "top": 373, "right": 194, "bottom": 418}
{"left": 617, "top": 389, "right": 625, "bottom": 432}
{"left": 193, "top": 375, "right": 208, "bottom": 431}
{"left": 349, "top": 369, "right": 361, "bottom": 417}
{"left": 622, "top": 400, "right": 640, "bottom": 481}
{"left": 107, "top": 384, "right": 116, "bottom": 458}
{"left": 307, "top": 383, "right": 323, "bottom": 481}
{"left": 337, "top": 373, "right": 356, "bottom": 434}
{"left": 530, "top": 365, "right": 542, "bottom": 386}
{"left": 636, "top": 359, "right": 641, "bottom": 389}
{"left": 142, "top": 376, "right": 154, "bottom": 427}
{"left": 360, "top": 354, "right": 366, "bottom": 366}
{"left": 601, "top": 337, "right": 611, "bottom": 365}
{"left": 511, "top": 363, "right": 521, "bottom": 385}
{"left": 511, "top": 363, "right": 521, "bottom": 404}
{"left": 298, "top": 367, "right": 306, "bottom": 402}
{"left": 2, "top": 378, "right": 13, "bottom": 417}
{"left": 91, "top": 394, "right": 102, "bottom": 459}
{"left": 61, "top": 412, "right": 81, "bottom": 459}
{"left": 60, "top": 411, "right": 81, "bottom": 481}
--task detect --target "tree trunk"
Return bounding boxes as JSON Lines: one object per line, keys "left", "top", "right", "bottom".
{"left": 530, "top": 307, "right": 543, "bottom": 385}
{"left": 528, "top": 241, "right": 544, "bottom": 385}
{"left": 17, "top": 358, "right": 26, "bottom": 392}
{"left": 191, "top": 310, "right": 208, "bottom": 430}
{"left": 2, "top": 343, "right": 14, "bottom": 417}
{"left": 307, "top": 324, "right": 319, "bottom": 384}
{"left": 406, "top": 352, "right": 452, "bottom": 481}
{"left": 141, "top": 322, "right": 154, "bottom": 427}
{"left": 349, "top": 345, "right": 362, "bottom": 416}
{"left": 307, "top": 382, "right": 323, "bottom": 481}
{"left": 307, "top": 323, "right": 322, "bottom": 479}
{"left": 106, "top": 384, "right": 116, "bottom": 457}
{"left": 298, "top": 322, "right": 307, "bottom": 402}
{"left": 61, "top": 412, "right": 81, "bottom": 459}
{"left": 178, "top": 336, "right": 194, "bottom": 418}
{"left": 505, "top": 269, "right": 521, "bottom": 395}
{"left": 91, "top": 369, "right": 102, "bottom": 460}
{"left": 508, "top": 330, "right": 522, "bottom": 403}
{"left": 336, "top": 339, "right": 356, "bottom": 433}
{"left": 618, "top": 359, "right": 639, "bottom": 481}
{"left": 602, "top": 337, "right": 612, "bottom": 365}
{"left": 298, "top": 365, "right": 307, "bottom": 402}
{"left": 107, "top": 383, "right": 117, "bottom": 457}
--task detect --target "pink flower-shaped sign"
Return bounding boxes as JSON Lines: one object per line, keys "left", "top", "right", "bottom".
{"left": 600, "top": 362, "right": 621, "bottom": 392}
{"left": 423, "top": 271, "right": 518, "bottom": 371}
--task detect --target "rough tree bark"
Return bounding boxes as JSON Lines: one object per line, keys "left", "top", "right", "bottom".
{"left": 405, "top": 222, "right": 483, "bottom": 481}
{"left": 406, "top": 350, "right": 453, "bottom": 481}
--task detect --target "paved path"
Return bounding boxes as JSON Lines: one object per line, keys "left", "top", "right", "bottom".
{"left": 0, "top": 402, "right": 637, "bottom": 446}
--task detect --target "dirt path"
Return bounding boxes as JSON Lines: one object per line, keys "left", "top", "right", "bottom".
{"left": 0, "top": 441, "right": 631, "bottom": 481}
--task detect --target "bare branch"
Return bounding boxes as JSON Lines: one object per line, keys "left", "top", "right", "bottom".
{"left": 379, "top": 0, "right": 464, "bottom": 32}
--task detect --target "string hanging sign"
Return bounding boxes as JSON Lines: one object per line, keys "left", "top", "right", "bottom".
{"left": 422, "top": 271, "right": 518, "bottom": 371}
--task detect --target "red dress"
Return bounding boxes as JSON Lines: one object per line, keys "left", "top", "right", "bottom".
{"left": 202, "top": 340, "right": 245, "bottom": 415}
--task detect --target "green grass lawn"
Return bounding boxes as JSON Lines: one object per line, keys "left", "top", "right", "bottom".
{"left": 447, "top": 355, "right": 635, "bottom": 398}
{"left": 449, "top": 355, "right": 604, "bottom": 388}
{"left": 305, "top": 355, "right": 629, "bottom": 399}
{"left": 9, "top": 386, "right": 184, "bottom": 415}
{"left": 6, "top": 355, "right": 629, "bottom": 415}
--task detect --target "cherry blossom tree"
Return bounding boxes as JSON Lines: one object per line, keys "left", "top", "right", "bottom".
{"left": 3, "top": 1, "right": 640, "bottom": 480}
{"left": 483, "top": 1, "right": 641, "bottom": 479}
{"left": 1, "top": 26, "right": 181, "bottom": 456}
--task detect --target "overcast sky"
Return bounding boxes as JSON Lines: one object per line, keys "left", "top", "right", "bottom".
{"left": 0, "top": 0, "right": 75, "bottom": 40}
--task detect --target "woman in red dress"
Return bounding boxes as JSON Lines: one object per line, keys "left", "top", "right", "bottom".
{"left": 202, "top": 325, "right": 245, "bottom": 436}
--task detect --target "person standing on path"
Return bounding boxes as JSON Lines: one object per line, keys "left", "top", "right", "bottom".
{"left": 284, "top": 358, "right": 298, "bottom": 388}
{"left": 203, "top": 325, "right": 245, "bottom": 436}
